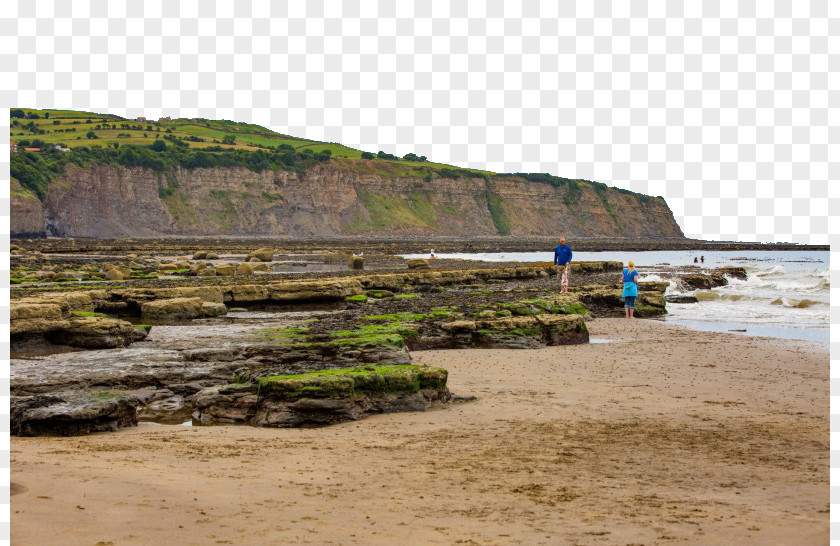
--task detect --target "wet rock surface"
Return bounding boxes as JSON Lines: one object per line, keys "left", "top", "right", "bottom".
{"left": 192, "top": 365, "right": 450, "bottom": 428}
{"left": 11, "top": 393, "right": 138, "bottom": 436}
{"left": 10, "top": 253, "right": 684, "bottom": 435}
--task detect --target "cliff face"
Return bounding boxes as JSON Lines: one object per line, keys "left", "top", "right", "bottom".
{"left": 14, "top": 161, "right": 684, "bottom": 238}
{"left": 10, "top": 180, "right": 45, "bottom": 237}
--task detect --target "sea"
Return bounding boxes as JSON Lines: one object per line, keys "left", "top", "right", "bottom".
{"left": 401, "top": 250, "right": 830, "bottom": 343}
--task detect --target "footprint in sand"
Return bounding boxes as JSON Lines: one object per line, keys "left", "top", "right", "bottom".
{"left": 10, "top": 483, "right": 27, "bottom": 495}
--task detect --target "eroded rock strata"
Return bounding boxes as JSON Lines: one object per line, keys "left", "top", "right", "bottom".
{"left": 11, "top": 257, "right": 742, "bottom": 436}
{"left": 16, "top": 161, "right": 684, "bottom": 239}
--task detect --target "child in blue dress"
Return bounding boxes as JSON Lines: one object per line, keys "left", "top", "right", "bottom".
{"left": 622, "top": 261, "right": 639, "bottom": 319}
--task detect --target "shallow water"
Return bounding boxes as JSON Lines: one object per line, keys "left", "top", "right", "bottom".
{"left": 403, "top": 250, "right": 829, "bottom": 343}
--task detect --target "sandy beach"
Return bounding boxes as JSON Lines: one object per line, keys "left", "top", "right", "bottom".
{"left": 11, "top": 319, "right": 828, "bottom": 545}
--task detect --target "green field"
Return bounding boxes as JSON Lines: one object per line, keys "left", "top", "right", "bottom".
{"left": 9, "top": 108, "right": 463, "bottom": 164}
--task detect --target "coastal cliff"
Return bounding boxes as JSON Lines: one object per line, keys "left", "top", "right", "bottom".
{"left": 15, "top": 160, "right": 683, "bottom": 239}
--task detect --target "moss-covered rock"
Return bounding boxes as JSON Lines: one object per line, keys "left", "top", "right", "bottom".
{"left": 43, "top": 316, "right": 149, "bottom": 349}
{"left": 248, "top": 248, "right": 274, "bottom": 262}
{"left": 192, "top": 365, "right": 451, "bottom": 428}
{"left": 141, "top": 297, "right": 204, "bottom": 320}
{"left": 365, "top": 289, "right": 394, "bottom": 299}
{"left": 434, "top": 314, "right": 588, "bottom": 348}
{"left": 407, "top": 258, "right": 430, "bottom": 270}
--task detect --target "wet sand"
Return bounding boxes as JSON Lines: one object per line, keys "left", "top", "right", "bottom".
{"left": 11, "top": 319, "right": 828, "bottom": 545}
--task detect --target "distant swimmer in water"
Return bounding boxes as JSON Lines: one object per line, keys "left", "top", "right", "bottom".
{"left": 694, "top": 257, "right": 698, "bottom": 263}
{"left": 430, "top": 248, "right": 437, "bottom": 259}
{"left": 701, "top": 256, "right": 704, "bottom": 263}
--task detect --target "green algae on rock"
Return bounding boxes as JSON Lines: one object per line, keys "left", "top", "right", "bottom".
{"left": 192, "top": 364, "right": 452, "bottom": 428}
{"left": 256, "top": 365, "right": 448, "bottom": 399}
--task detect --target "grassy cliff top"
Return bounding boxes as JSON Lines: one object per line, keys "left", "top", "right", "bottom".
{"left": 10, "top": 108, "right": 665, "bottom": 207}
{"left": 10, "top": 107, "right": 488, "bottom": 173}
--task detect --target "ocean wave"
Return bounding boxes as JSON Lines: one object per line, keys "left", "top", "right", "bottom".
{"left": 770, "top": 297, "right": 828, "bottom": 309}
{"left": 751, "top": 265, "right": 786, "bottom": 277}
{"left": 725, "top": 269, "right": 828, "bottom": 293}
{"left": 693, "top": 291, "right": 762, "bottom": 302}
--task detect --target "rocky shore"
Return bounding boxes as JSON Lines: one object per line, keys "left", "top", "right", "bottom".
{"left": 10, "top": 243, "right": 749, "bottom": 436}
{"left": 11, "top": 319, "right": 828, "bottom": 545}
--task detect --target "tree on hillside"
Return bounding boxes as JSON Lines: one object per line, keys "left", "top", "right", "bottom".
{"left": 10, "top": 109, "right": 24, "bottom": 118}
{"left": 150, "top": 139, "right": 167, "bottom": 152}
{"left": 403, "top": 153, "right": 428, "bottom": 162}
{"left": 361, "top": 151, "right": 374, "bottom": 159}
{"left": 85, "top": 131, "right": 98, "bottom": 139}
{"left": 44, "top": 112, "right": 50, "bottom": 119}
{"left": 377, "top": 150, "right": 398, "bottom": 160}
{"left": 222, "top": 135, "right": 236, "bottom": 145}
{"left": 27, "top": 112, "right": 40, "bottom": 119}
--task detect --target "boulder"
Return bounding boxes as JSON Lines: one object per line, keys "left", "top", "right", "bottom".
{"left": 666, "top": 295, "right": 699, "bottom": 304}
{"left": 12, "top": 395, "right": 139, "bottom": 436}
{"left": 637, "top": 281, "right": 669, "bottom": 293}
{"left": 215, "top": 264, "right": 236, "bottom": 276}
{"left": 248, "top": 248, "right": 274, "bottom": 262}
{"left": 106, "top": 268, "right": 129, "bottom": 281}
{"left": 196, "top": 268, "right": 217, "bottom": 277}
{"left": 236, "top": 263, "right": 255, "bottom": 276}
{"left": 158, "top": 263, "right": 180, "bottom": 271}
{"left": 407, "top": 258, "right": 430, "bottom": 270}
{"left": 716, "top": 266, "right": 748, "bottom": 280}
{"left": 192, "top": 251, "right": 208, "bottom": 260}
{"left": 138, "top": 391, "right": 191, "bottom": 424}
{"left": 348, "top": 256, "right": 364, "bottom": 270}
{"left": 225, "top": 284, "right": 270, "bottom": 303}
{"left": 141, "top": 297, "right": 204, "bottom": 320}
{"left": 201, "top": 302, "right": 228, "bottom": 317}
{"left": 44, "top": 317, "right": 148, "bottom": 349}
{"left": 205, "top": 252, "right": 220, "bottom": 260}
{"left": 252, "top": 263, "right": 271, "bottom": 272}
{"left": 682, "top": 273, "right": 727, "bottom": 290}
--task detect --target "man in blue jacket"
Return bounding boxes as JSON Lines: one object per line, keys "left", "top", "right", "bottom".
{"left": 553, "top": 236, "right": 573, "bottom": 293}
